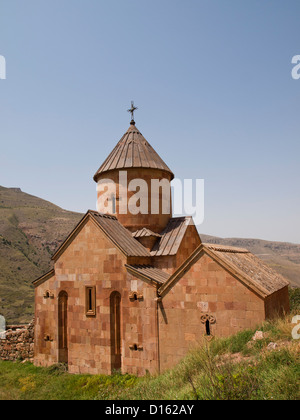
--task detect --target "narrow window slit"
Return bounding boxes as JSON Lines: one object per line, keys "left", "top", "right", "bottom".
{"left": 85, "top": 286, "right": 96, "bottom": 316}
{"left": 88, "top": 288, "right": 92, "bottom": 311}
{"left": 205, "top": 320, "right": 211, "bottom": 336}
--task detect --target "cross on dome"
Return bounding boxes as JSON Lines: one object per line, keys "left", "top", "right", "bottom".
{"left": 127, "top": 101, "right": 138, "bottom": 123}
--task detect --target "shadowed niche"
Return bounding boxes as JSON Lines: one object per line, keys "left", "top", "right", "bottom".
{"left": 110, "top": 291, "right": 121, "bottom": 372}
{"left": 58, "top": 291, "right": 68, "bottom": 364}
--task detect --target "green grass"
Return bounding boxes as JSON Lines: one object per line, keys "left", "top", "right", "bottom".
{"left": 289, "top": 287, "right": 300, "bottom": 312}
{"left": 0, "top": 315, "right": 299, "bottom": 400}
{"left": 0, "top": 362, "right": 138, "bottom": 400}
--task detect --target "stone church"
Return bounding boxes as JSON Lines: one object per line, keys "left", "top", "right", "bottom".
{"left": 33, "top": 112, "right": 290, "bottom": 376}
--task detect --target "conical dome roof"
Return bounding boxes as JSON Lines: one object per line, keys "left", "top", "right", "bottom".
{"left": 93, "top": 122, "right": 174, "bottom": 182}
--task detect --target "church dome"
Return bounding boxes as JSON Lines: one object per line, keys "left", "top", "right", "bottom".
{"left": 93, "top": 121, "right": 174, "bottom": 182}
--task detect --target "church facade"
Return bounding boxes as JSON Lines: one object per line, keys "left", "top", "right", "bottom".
{"left": 33, "top": 117, "right": 290, "bottom": 376}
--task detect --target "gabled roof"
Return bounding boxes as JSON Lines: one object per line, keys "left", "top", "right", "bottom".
{"left": 205, "top": 244, "right": 289, "bottom": 295}
{"left": 51, "top": 210, "right": 151, "bottom": 260}
{"left": 125, "top": 264, "right": 170, "bottom": 287}
{"left": 151, "top": 216, "right": 196, "bottom": 256}
{"left": 132, "top": 228, "right": 162, "bottom": 239}
{"left": 93, "top": 122, "right": 174, "bottom": 182}
{"left": 158, "top": 243, "right": 289, "bottom": 298}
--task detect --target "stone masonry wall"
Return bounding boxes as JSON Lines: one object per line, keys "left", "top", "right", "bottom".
{"left": 0, "top": 320, "right": 34, "bottom": 362}
{"left": 34, "top": 219, "right": 159, "bottom": 376}
{"left": 158, "top": 252, "right": 266, "bottom": 371}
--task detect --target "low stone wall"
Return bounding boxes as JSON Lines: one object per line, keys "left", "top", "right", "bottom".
{"left": 0, "top": 320, "right": 34, "bottom": 362}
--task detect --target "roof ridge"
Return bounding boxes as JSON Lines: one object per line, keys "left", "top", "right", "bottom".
{"left": 203, "top": 243, "right": 250, "bottom": 253}
{"left": 87, "top": 209, "right": 117, "bottom": 220}
{"left": 132, "top": 227, "right": 162, "bottom": 238}
{"left": 51, "top": 210, "right": 151, "bottom": 261}
{"left": 91, "top": 212, "right": 151, "bottom": 257}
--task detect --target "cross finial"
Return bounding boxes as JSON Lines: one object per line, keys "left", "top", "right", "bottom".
{"left": 127, "top": 101, "right": 138, "bottom": 124}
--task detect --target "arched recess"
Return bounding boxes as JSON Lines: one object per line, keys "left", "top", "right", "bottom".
{"left": 110, "top": 291, "right": 121, "bottom": 372}
{"left": 58, "top": 291, "right": 68, "bottom": 363}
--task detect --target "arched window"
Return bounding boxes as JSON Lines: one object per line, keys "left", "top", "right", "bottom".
{"left": 129, "top": 292, "right": 143, "bottom": 301}
{"left": 58, "top": 291, "right": 68, "bottom": 363}
{"left": 110, "top": 291, "right": 121, "bottom": 372}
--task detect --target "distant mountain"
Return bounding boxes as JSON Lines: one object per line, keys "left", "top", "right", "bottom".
{"left": 0, "top": 185, "right": 299, "bottom": 324}
{"left": 0, "top": 186, "right": 82, "bottom": 323}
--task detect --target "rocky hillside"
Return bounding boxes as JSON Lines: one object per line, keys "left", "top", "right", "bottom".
{"left": 0, "top": 185, "right": 299, "bottom": 324}
{"left": 0, "top": 186, "right": 82, "bottom": 323}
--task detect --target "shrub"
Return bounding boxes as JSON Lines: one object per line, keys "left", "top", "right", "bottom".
{"left": 289, "top": 288, "right": 300, "bottom": 312}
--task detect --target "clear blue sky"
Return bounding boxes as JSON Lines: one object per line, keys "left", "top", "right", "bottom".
{"left": 1, "top": 0, "right": 299, "bottom": 243}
